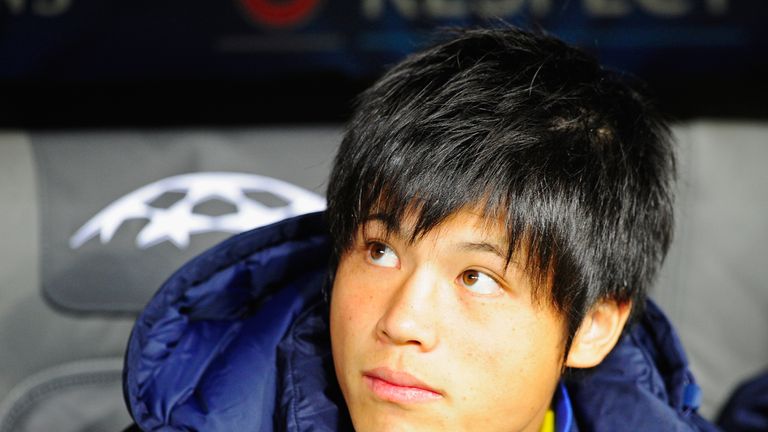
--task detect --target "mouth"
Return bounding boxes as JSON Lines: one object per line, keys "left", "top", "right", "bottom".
{"left": 363, "top": 367, "right": 443, "bottom": 403}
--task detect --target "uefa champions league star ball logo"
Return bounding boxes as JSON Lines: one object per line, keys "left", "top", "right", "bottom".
{"left": 69, "top": 172, "right": 326, "bottom": 250}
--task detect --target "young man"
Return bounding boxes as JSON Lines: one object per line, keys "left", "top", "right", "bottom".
{"left": 123, "top": 27, "right": 718, "bottom": 431}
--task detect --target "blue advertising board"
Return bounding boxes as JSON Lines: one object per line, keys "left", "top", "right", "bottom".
{"left": 1, "top": 0, "right": 766, "bottom": 124}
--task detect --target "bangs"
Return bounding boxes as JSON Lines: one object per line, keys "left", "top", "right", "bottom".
{"left": 331, "top": 133, "right": 561, "bottom": 307}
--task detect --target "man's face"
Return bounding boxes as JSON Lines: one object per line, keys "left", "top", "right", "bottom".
{"left": 330, "top": 210, "right": 566, "bottom": 432}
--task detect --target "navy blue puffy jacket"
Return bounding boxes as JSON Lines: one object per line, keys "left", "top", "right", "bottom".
{"left": 123, "top": 212, "right": 719, "bottom": 431}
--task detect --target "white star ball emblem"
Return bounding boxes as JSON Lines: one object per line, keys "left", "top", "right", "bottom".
{"left": 69, "top": 172, "right": 326, "bottom": 250}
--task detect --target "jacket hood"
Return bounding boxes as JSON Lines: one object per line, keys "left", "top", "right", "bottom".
{"left": 123, "top": 211, "right": 351, "bottom": 431}
{"left": 124, "top": 212, "right": 717, "bottom": 431}
{"left": 566, "top": 300, "right": 718, "bottom": 431}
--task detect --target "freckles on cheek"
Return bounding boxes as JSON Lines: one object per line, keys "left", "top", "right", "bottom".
{"left": 456, "top": 311, "right": 531, "bottom": 382}
{"left": 336, "top": 289, "right": 374, "bottom": 326}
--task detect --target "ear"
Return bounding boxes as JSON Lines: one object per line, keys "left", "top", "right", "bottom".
{"left": 565, "top": 299, "right": 632, "bottom": 369}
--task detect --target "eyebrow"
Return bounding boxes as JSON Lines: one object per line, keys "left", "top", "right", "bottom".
{"left": 363, "top": 214, "right": 509, "bottom": 260}
{"left": 458, "top": 242, "right": 507, "bottom": 260}
{"left": 362, "top": 213, "right": 404, "bottom": 237}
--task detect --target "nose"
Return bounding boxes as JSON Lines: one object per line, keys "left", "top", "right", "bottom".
{"left": 375, "top": 267, "right": 439, "bottom": 351}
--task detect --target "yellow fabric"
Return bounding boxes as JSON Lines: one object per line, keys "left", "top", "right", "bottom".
{"left": 539, "top": 409, "right": 555, "bottom": 432}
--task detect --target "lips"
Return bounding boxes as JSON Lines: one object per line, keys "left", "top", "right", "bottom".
{"left": 363, "top": 368, "right": 443, "bottom": 403}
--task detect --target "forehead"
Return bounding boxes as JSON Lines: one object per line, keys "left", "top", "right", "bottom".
{"left": 362, "top": 207, "right": 509, "bottom": 248}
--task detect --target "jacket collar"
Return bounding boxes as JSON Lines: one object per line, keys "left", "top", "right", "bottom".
{"left": 554, "top": 382, "right": 575, "bottom": 432}
{"left": 564, "top": 300, "right": 717, "bottom": 431}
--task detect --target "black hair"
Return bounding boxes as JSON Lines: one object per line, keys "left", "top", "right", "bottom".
{"left": 326, "top": 26, "right": 674, "bottom": 353}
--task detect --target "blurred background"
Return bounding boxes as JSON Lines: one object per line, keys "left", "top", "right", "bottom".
{"left": 1, "top": 1, "right": 766, "bottom": 431}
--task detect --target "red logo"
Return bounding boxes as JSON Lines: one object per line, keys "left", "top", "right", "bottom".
{"left": 239, "top": 0, "right": 320, "bottom": 27}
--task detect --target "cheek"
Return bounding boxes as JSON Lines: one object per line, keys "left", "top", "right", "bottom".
{"left": 329, "top": 261, "right": 378, "bottom": 361}
{"left": 445, "top": 309, "right": 563, "bottom": 420}
{"left": 331, "top": 277, "right": 374, "bottom": 334}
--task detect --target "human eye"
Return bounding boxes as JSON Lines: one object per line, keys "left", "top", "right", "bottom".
{"left": 366, "top": 241, "right": 400, "bottom": 268}
{"left": 458, "top": 269, "right": 502, "bottom": 296}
